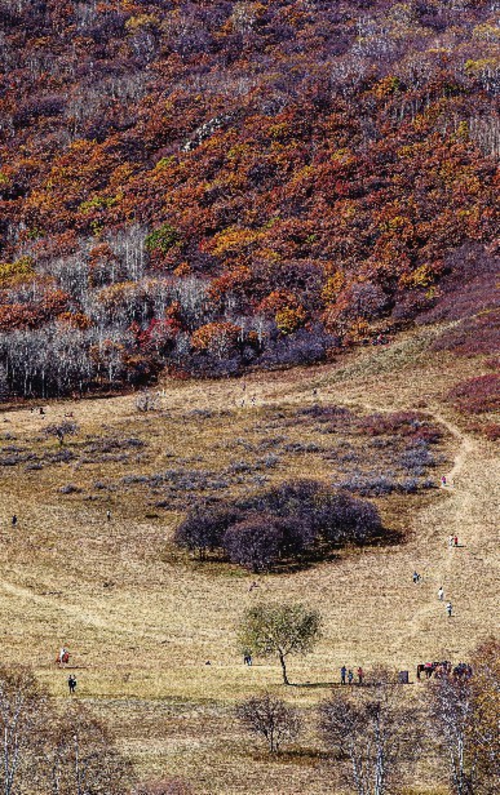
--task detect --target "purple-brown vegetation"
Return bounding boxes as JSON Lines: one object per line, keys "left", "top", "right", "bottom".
{"left": 0, "top": 2, "right": 498, "bottom": 396}
{"left": 447, "top": 375, "right": 500, "bottom": 415}
{"left": 174, "top": 479, "right": 383, "bottom": 571}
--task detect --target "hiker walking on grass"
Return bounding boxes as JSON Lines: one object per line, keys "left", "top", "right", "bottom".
{"left": 11, "top": 515, "right": 17, "bottom": 527}
{"left": 357, "top": 666, "right": 364, "bottom": 685}
{"left": 449, "top": 535, "right": 454, "bottom": 548}
{"left": 441, "top": 475, "right": 447, "bottom": 487}
{"left": 438, "top": 586, "right": 444, "bottom": 601}
{"left": 348, "top": 669, "right": 354, "bottom": 685}
{"left": 446, "top": 602, "right": 453, "bottom": 617}
{"left": 106, "top": 509, "right": 111, "bottom": 522}
{"left": 68, "top": 675, "right": 77, "bottom": 694}
{"left": 340, "top": 665, "right": 347, "bottom": 685}
{"left": 454, "top": 535, "right": 459, "bottom": 547}
{"left": 413, "top": 571, "right": 420, "bottom": 584}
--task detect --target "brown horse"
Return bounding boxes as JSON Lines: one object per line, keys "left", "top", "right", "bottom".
{"left": 416, "top": 661, "right": 451, "bottom": 680}
{"left": 56, "top": 652, "right": 70, "bottom": 666}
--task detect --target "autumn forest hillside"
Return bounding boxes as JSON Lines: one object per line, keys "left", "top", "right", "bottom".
{"left": 0, "top": 0, "right": 499, "bottom": 397}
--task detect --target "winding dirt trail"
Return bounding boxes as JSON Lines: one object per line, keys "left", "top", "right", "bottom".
{"left": 433, "top": 411, "right": 474, "bottom": 484}
{"left": 276, "top": 360, "right": 499, "bottom": 662}
{"left": 404, "top": 408, "right": 499, "bottom": 658}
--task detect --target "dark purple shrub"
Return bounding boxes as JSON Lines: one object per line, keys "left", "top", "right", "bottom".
{"left": 484, "top": 424, "right": 500, "bottom": 442}
{"left": 431, "top": 311, "right": 500, "bottom": 358}
{"left": 223, "top": 514, "right": 283, "bottom": 572}
{"left": 279, "top": 515, "right": 318, "bottom": 558}
{"left": 174, "top": 504, "right": 243, "bottom": 558}
{"left": 246, "top": 478, "right": 322, "bottom": 518}
{"left": 320, "top": 493, "right": 382, "bottom": 545}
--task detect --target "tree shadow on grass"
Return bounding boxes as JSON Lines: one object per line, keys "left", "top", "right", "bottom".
{"left": 272, "top": 748, "right": 331, "bottom": 764}
{"left": 247, "top": 747, "right": 331, "bottom": 764}
{"left": 262, "top": 528, "right": 405, "bottom": 575}
{"left": 289, "top": 681, "right": 335, "bottom": 689}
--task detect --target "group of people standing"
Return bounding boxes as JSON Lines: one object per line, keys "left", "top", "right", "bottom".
{"left": 340, "top": 665, "right": 364, "bottom": 685}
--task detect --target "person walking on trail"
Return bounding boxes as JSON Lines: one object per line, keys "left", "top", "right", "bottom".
{"left": 449, "top": 535, "right": 454, "bottom": 548}
{"left": 446, "top": 602, "right": 453, "bottom": 617}
{"left": 413, "top": 571, "right": 421, "bottom": 584}
{"left": 348, "top": 669, "right": 354, "bottom": 685}
{"left": 340, "top": 665, "right": 347, "bottom": 685}
{"left": 357, "top": 666, "right": 364, "bottom": 685}
{"left": 441, "top": 475, "right": 447, "bottom": 487}
{"left": 68, "top": 675, "right": 77, "bottom": 694}
{"left": 11, "top": 515, "right": 17, "bottom": 527}
{"left": 59, "top": 647, "right": 68, "bottom": 664}
{"left": 106, "top": 509, "right": 111, "bottom": 522}
{"left": 454, "top": 535, "right": 459, "bottom": 547}
{"left": 438, "top": 586, "right": 444, "bottom": 601}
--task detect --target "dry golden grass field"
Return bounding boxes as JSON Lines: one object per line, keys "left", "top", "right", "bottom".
{"left": 0, "top": 324, "right": 498, "bottom": 794}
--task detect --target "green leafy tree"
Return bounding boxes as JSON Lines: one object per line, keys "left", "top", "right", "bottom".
{"left": 238, "top": 602, "right": 321, "bottom": 685}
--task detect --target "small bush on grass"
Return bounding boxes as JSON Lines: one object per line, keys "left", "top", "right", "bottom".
{"left": 44, "top": 421, "right": 78, "bottom": 445}
{"left": 236, "top": 694, "right": 302, "bottom": 753}
{"left": 59, "top": 483, "right": 82, "bottom": 494}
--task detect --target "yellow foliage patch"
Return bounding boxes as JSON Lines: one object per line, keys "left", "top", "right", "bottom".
{"left": 0, "top": 257, "right": 35, "bottom": 288}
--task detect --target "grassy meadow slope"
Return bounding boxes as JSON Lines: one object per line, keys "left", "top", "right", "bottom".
{"left": 0, "top": 320, "right": 498, "bottom": 793}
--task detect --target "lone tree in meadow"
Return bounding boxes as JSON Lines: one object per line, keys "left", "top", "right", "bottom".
{"left": 238, "top": 602, "right": 322, "bottom": 685}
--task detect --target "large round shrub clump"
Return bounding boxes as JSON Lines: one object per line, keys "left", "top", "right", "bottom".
{"left": 174, "top": 479, "right": 383, "bottom": 572}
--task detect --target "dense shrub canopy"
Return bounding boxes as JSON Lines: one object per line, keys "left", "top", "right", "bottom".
{"left": 223, "top": 514, "right": 284, "bottom": 572}
{"left": 0, "top": 1, "right": 498, "bottom": 396}
{"left": 173, "top": 504, "right": 243, "bottom": 558}
{"left": 174, "top": 479, "right": 382, "bottom": 571}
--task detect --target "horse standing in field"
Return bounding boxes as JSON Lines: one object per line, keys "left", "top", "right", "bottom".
{"left": 56, "top": 651, "right": 70, "bottom": 666}
{"left": 416, "top": 661, "right": 451, "bottom": 680}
